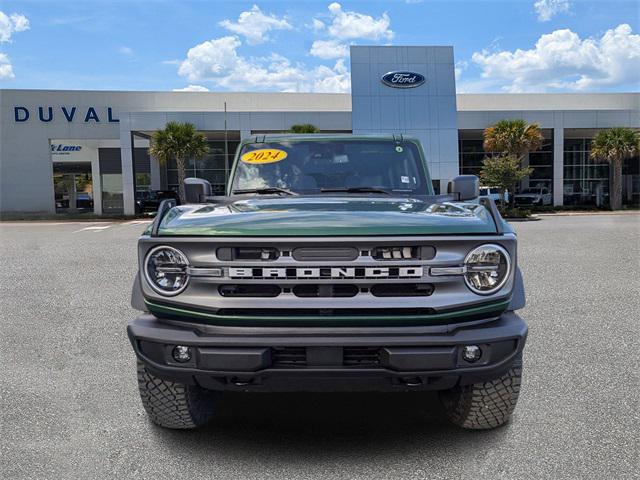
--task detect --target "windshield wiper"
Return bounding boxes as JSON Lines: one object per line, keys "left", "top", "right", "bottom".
{"left": 320, "top": 187, "right": 391, "bottom": 195}
{"left": 232, "top": 187, "right": 297, "bottom": 196}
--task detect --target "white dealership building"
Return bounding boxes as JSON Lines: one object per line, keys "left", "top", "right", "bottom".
{"left": 1, "top": 45, "right": 638, "bottom": 216}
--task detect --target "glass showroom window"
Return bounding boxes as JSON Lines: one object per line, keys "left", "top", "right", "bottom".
{"left": 563, "top": 138, "right": 610, "bottom": 206}
{"left": 623, "top": 154, "right": 640, "bottom": 206}
{"left": 134, "top": 148, "right": 151, "bottom": 192}
{"left": 459, "top": 130, "right": 554, "bottom": 200}
{"left": 459, "top": 136, "right": 486, "bottom": 177}
{"left": 166, "top": 140, "right": 239, "bottom": 195}
{"left": 527, "top": 133, "right": 554, "bottom": 195}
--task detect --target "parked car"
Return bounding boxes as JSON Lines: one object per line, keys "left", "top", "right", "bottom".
{"left": 54, "top": 192, "right": 93, "bottom": 210}
{"left": 55, "top": 193, "right": 68, "bottom": 209}
{"left": 514, "top": 187, "right": 552, "bottom": 206}
{"left": 76, "top": 192, "right": 94, "bottom": 209}
{"left": 128, "top": 134, "right": 527, "bottom": 431}
{"left": 135, "top": 190, "right": 180, "bottom": 214}
{"left": 479, "top": 186, "right": 509, "bottom": 204}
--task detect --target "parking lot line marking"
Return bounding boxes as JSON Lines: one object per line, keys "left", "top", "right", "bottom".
{"left": 1, "top": 222, "right": 94, "bottom": 226}
{"left": 72, "top": 225, "right": 113, "bottom": 233}
{"left": 124, "top": 220, "right": 152, "bottom": 226}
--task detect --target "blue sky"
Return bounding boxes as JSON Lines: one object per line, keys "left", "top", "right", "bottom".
{"left": 0, "top": 0, "right": 638, "bottom": 93}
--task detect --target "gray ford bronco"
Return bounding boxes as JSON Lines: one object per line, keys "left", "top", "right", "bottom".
{"left": 128, "top": 134, "right": 527, "bottom": 430}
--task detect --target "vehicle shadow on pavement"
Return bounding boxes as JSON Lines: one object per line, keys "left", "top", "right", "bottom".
{"left": 152, "top": 391, "right": 511, "bottom": 457}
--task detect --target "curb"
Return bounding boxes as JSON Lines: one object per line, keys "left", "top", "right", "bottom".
{"left": 506, "top": 217, "right": 541, "bottom": 222}
{"left": 535, "top": 211, "right": 639, "bottom": 217}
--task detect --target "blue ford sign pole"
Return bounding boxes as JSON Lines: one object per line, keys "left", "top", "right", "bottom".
{"left": 381, "top": 71, "right": 426, "bottom": 88}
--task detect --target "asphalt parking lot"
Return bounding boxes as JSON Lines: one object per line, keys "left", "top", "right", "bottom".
{"left": 1, "top": 214, "right": 638, "bottom": 479}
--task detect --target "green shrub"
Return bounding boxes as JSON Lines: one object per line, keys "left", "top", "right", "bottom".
{"left": 289, "top": 124, "right": 319, "bottom": 133}
{"left": 498, "top": 207, "right": 532, "bottom": 218}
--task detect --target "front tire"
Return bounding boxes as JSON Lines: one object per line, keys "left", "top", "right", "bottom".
{"left": 136, "top": 361, "right": 217, "bottom": 429}
{"left": 439, "top": 360, "right": 522, "bottom": 430}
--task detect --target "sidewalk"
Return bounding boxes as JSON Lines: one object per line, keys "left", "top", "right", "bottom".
{"left": 536, "top": 210, "right": 639, "bottom": 217}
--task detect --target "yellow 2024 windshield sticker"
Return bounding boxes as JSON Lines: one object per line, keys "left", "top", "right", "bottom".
{"left": 241, "top": 148, "right": 288, "bottom": 164}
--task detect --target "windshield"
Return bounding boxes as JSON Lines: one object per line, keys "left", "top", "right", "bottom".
{"left": 521, "top": 188, "right": 541, "bottom": 194}
{"left": 230, "top": 139, "right": 429, "bottom": 195}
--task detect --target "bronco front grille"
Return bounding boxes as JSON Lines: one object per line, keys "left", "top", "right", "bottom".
{"left": 370, "top": 283, "right": 434, "bottom": 297}
{"left": 227, "top": 266, "right": 424, "bottom": 280}
{"left": 142, "top": 235, "right": 516, "bottom": 325}
{"left": 218, "top": 284, "right": 281, "bottom": 297}
{"left": 292, "top": 247, "right": 358, "bottom": 262}
{"left": 206, "top": 243, "right": 440, "bottom": 303}
{"left": 217, "top": 245, "right": 435, "bottom": 262}
{"left": 292, "top": 284, "right": 359, "bottom": 298}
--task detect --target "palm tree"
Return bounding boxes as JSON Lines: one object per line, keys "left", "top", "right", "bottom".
{"left": 483, "top": 119, "right": 544, "bottom": 159}
{"left": 482, "top": 119, "right": 544, "bottom": 207}
{"left": 590, "top": 127, "right": 640, "bottom": 210}
{"left": 149, "top": 122, "right": 209, "bottom": 204}
{"left": 289, "top": 124, "right": 319, "bottom": 133}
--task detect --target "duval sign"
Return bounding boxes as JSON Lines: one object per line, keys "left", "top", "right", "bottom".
{"left": 381, "top": 71, "right": 426, "bottom": 88}
{"left": 14, "top": 106, "right": 119, "bottom": 123}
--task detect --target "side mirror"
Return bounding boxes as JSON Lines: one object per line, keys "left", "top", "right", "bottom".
{"left": 448, "top": 175, "right": 479, "bottom": 201}
{"left": 184, "top": 177, "right": 212, "bottom": 203}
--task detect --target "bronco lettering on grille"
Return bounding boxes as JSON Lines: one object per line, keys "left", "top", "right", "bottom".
{"left": 228, "top": 266, "right": 423, "bottom": 279}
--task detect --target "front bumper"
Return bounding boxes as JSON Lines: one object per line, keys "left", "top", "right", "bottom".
{"left": 128, "top": 312, "right": 527, "bottom": 392}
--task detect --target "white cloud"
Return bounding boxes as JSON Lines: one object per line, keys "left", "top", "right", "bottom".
{"left": 310, "top": 39, "right": 349, "bottom": 59}
{"left": 0, "top": 11, "right": 29, "bottom": 43}
{"left": 308, "top": 3, "right": 393, "bottom": 60}
{"left": 0, "top": 11, "right": 28, "bottom": 79}
{"left": 118, "top": 46, "right": 133, "bottom": 55}
{"left": 533, "top": 0, "right": 570, "bottom": 22}
{"left": 454, "top": 60, "right": 468, "bottom": 81}
{"left": 0, "top": 52, "right": 14, "bottom": 79}
{"left": 178, "top": 36, "right": 243, "bottom": 82}
{"left": 173, "top": 85, "right": 210, "bottom": 92}
{"left": 219, "top": 4, "right": 292, "bottom": 45}
{"left": 311, "top": 58, "right": 350, "bottom": 93}
{"left": 471, "top": 24, "right": 640, "bottom": 92}
{"left": 177, "top": 3, "right": 396, "bottom": 93}
{"left": 177, "top": 35, "right": 350, "bottom": 93}
{"left": 323, "top": 2, "right": 393, "bottom": 41}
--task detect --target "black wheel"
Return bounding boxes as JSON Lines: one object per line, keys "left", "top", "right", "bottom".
{"left": 136, "top": 361, "right": 218, "bottom": 429}
{"left": 439, "top": 359, "right": 522, "bottom": 430}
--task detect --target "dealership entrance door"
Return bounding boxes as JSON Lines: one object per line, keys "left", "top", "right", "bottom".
{"left": 50, "top": 139, "right": 125, "bottom": 215}
{"left": 53, "top": 162, "right": 94, "bottom": 213}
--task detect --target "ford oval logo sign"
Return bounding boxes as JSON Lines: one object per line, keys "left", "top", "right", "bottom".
{"left": 381, "top": 71, "right": 425, "bottom": 88}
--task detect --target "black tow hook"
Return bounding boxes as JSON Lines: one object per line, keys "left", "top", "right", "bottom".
{"left": 230, "top": 377, "right": 255, "bottom": 387}
{"left": 399, "top": 376, "right": 423, "bottom": 387}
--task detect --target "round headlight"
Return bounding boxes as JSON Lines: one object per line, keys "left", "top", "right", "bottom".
{"left": 144, "top": 246, "right": 190, "bottom": 296}
{"left": 463, "top": 244, "right": 511, "bottom": 295}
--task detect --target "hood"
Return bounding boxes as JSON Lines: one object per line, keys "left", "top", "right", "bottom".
{"left": 155, "top": 196, "right": 498, "bottom": 236}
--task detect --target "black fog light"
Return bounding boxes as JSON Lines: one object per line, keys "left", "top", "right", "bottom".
{"left": 172, "top": 345, "right": 192, "bottom": 363}
{"left": 462, "top": 345, "right": 482, "bottom": 363}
